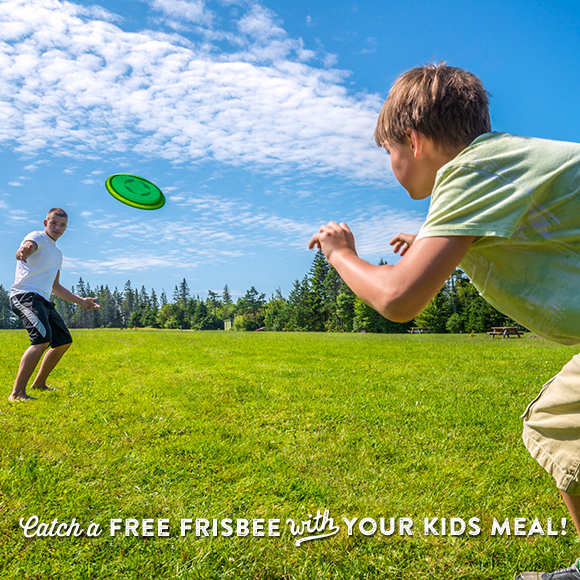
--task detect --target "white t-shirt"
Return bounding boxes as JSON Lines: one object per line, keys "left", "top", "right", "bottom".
{"left": 11, "top": 231, "right": 63, "bottom": 301}
{"left": 417, "top": 132, "right": 580, "bottom": 345}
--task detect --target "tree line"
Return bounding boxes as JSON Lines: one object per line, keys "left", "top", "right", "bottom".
{"left": 0, "top": 250, "right": 519, "bottom": 333}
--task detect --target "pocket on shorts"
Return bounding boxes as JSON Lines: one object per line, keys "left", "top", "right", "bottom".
{"left": 521, "top": 376, "right": 556, "bottom": 420}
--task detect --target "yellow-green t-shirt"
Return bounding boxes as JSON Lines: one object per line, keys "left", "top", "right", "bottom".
{"left": 417, "top": 132, "right": 580, "bottom": 345}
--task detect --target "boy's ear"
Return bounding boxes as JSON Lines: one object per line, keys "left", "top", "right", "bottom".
{"left": 406, "top": 129, "right": 424, "bottom": 159}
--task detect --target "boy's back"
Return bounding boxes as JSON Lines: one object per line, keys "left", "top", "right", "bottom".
{"left": 419, "top": 131, "right": 580, "bottom": 344}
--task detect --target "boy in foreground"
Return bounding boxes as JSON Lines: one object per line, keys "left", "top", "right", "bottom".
{"left": 9, "top": 208, "right": 98, "bottom": 401}
{"left": 309, "top": 63, "right": 580, "bottom": 580}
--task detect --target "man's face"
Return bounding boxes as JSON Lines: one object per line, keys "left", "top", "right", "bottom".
{"left": 44, "top": 214, "right": 68, "bottom": 241}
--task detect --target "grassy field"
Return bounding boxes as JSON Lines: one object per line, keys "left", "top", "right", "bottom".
{"left": 0, "top": 329, "right": 578, "bottom": 579}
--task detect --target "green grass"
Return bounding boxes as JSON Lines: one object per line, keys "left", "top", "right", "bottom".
{"left": 0, "top": 329, "right": 578, "bottom": 579}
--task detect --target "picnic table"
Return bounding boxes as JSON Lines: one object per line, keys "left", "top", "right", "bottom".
{"left": 487, "top": 326, "right": 523, "bottom": 339}
{"left": 408, "top": 327, "right": 431, "bottom": 334}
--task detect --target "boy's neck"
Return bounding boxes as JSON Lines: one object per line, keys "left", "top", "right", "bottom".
{"left": 416, "top": 137, "right": 468, "bottom": 198}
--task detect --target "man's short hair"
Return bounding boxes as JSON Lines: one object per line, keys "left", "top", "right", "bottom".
{"left": 47, "top": 208, "right": 68, "bottom": 220}
{"left": 374, "top": 62, "right": 491, "bottom": 150}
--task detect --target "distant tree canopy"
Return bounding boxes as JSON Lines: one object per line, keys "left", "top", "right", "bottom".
{"left": 0, "top": 252, "right": 521, "bottom": 333}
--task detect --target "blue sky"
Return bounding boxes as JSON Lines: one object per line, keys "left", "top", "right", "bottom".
{"left": 1, "top": 0, "right": 579, "bottom": 301}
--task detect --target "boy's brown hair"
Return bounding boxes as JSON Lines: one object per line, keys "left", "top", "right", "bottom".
{"left": 374, "top": 62, "right": 491, "bottom": 151}
{"left": 47, "top": 208, "right": 68, "bottom": 220}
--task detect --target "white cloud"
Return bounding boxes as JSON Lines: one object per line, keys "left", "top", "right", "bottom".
{"left": 63, "top": 191, "right": 425, "bottom": 277}
{"left": 8, "top": 209, "right": 32, "bottom": 222}
{"left": 64, "top": 254, "right": 186, "bottom": 274}
{"left": 349, "top": 207, "right": 426, "bottom": 261}
{"left": 0, "top": 0, "right": 392, "bottom": 185}
{"left": 150, "top": 0, "right": 212, "bottom": 26}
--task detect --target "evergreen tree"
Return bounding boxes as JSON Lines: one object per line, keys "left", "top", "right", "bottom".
{"left": 121, "top": 280, "right": 135, "bottom": 327}
{"left": 97, "top": 285, "right": 122, "bottom": 328}
{"left": 286, "top": 276, "right": 312, "bottom": 331}
{"left": 0, "top": 285, "right": 17, "bottom": 329}
{"left": 308, "top": 250, "right": 329, "bottom": 331}
{"left": 191, "top": 300, "right": 210, "bottom": 330}
{"left": 222, "top": 284, "right": 232, "bottom": 305}
{"left": 54, "top": 285, "right": 76, "bottom": 327}
{"left": 236, "top": 286, "right": 266, "bottom": 330}
{"left": 335, "top": 283, "right": 356, "bottom": 332}
{"left": 206, "top": 290, "right": 220, "bottom": 317}
{"left": 175, "top": 278, "right": 190, "bottom": 309}
{"left": 413, "top": 287, "right": 450, "bottom": 333}
{"left": 264, "top": 288, "right": 288, "bottom": 331}
{"left": 322, "top": 265, "right": 343, "bottom": 331}
{"left": 150, "top": 289, "right": 159, "bottom": 313}
{"left": 220, "top": 284, "right": 235, "bottom": 321}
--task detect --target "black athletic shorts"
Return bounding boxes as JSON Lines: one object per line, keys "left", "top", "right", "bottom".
{"left": 10, "top": 292, "right": 72, "bottom": 348}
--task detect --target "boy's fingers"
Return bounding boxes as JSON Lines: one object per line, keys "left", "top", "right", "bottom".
{"left": 309, "top": 221, "right": 351, "bottom": 250}
{"left": 308, "top": 235, "right": 324, "bottom": 250}
{"left": 308, "top": 233, "right": 320, "bottom": 249}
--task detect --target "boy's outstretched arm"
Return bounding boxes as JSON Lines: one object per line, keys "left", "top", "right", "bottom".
{"left": 309, "top": 222, "right": 474, "bottom": 322}
{"left": 52, "top": 271, "right": 100, "bottom": 311}
{"left": 15, "top": 240, "right": 38, "bottom": 263}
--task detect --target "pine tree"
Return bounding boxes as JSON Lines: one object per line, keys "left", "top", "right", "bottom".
{"left": 413, "top": 287, "right": 450, "bottom": 333}
{"left": 264, "top": 288, "right": 288, "bottom": 331}
{"left": 322, "top": 265, "right": 343, "bottom": 331}
{"left": 307, "top": 250, "right": 329, "bottom": 331}
{"left": 175, "top": 278, "right": 190, "bottom": 309}
{"left": 121, "top": 280, "right": 135, "bottom": 327}
{"left": 220, "top": 284, "right": 234, "bottom": 321}
{"left": 237, "top": 286, "right": 266, "bottom": 330}
{"left": 0, "top": 285, "right": 16, "bottom": 329}
{"left": 150, "top": 289, "right": 159, "bottom": 313}
{"left": 335, "top": 283, "right": 356, "bottom": 332}
{"left": 287, "top": 276, "right": 312, "bottom": 331}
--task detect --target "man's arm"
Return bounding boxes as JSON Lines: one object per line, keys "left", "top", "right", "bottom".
{"left": 15, "top": 240, "right": 38, "bottom": 263}
{"left": 309, "top": 222, "right": 474, "bottom": 322}
{"left": 52, "top": 271, "right": 99, "bottom": 311}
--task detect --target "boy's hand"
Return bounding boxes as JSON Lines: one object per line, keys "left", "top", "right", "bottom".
{"left": 80, "top": 297, "right": 100, "bottom": 311}
{"left": 389, "top": 233, "right": 417, "bottom": 257}
{"left": 308, "top": 221, "right": 357, "bottom": 263}
{"left": 15, "top": 241, "right": 38, "bottom": 263}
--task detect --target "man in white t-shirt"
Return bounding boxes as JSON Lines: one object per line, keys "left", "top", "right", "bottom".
{"left": 9, "top": 208, "right": 99, "bottom": 401}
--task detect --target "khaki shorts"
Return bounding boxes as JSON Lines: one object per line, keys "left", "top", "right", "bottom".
{"left": 522, "top": 352, "right": 580, "bottom": 495}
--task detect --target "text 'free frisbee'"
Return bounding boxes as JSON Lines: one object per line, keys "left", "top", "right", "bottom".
{"left": 105, "top": 174, "right": 166, "bottom": 210}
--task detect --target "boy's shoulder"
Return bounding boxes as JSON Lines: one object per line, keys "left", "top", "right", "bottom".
{"left": 439, "top": 132, "right": 580, "bottom": 185}
{"left": 23, "top": 230, "right": 47, "bottom": 244}
{"left": 22, "top": 231, "right": 60, "bottom": 253}
{"left": 455, "top": 131, "right": 580, "bottom": 160}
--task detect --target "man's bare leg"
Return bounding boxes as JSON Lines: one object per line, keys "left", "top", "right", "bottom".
{"left": 31, "top": 343, "right": 71, "bottom": 390}
{"left": 9, "top": 343, "right": 49, "bottom": 401}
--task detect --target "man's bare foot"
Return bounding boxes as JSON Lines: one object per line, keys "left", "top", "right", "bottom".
{"left": 31, "top": 384, "right": 56, "bottom": 391}
{"left": 8, "top": 393, "right": 37, "bottom": 401}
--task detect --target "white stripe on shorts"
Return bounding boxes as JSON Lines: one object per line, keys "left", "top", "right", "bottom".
{"left": 12, "top": 296, "right": 47, "bottom": 338}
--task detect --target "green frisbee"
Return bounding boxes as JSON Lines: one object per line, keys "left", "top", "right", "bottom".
{"left": 105, "top": 174, "right": 166, "bottom": 210}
